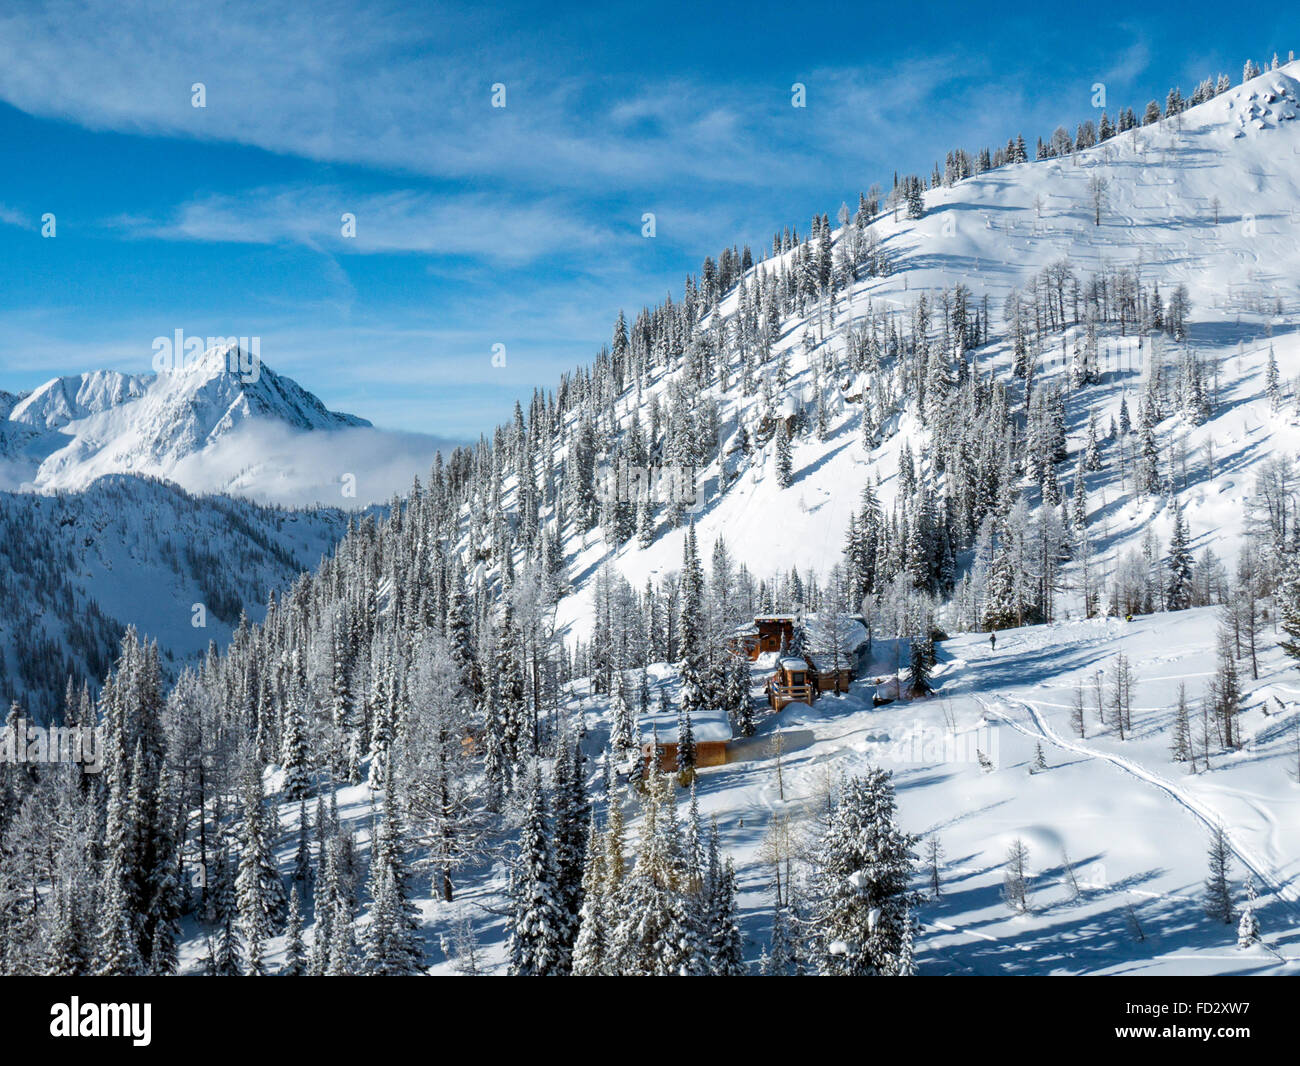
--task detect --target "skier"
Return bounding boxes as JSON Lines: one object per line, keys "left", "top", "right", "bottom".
{"left": 990, "top": 631, "right": 996, "bottom": 651}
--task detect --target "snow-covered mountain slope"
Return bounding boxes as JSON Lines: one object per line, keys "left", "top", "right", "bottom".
{"left": 147, "top": 64, "right": 1300, "bottom": 979}
{"left": 0, "top": 344, "right": 451, "bottom": 507}
{"left": 551, "top": 62, "right": 1300, "bottom": 641}
{"left": 8, "top": 369, "right": 151, "bottom": 430}
{"left": 0, "top": 474, "right": 351, "bottom": 716}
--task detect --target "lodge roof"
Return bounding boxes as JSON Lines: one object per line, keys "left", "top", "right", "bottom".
{"left": 638, "top": 706, "right": 732, "bottom": 745}
{"left": 802, "top": 613, "right": 870, "bottom": 655}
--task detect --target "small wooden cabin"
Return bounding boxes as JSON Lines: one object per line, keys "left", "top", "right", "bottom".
{"left": 766, "top": 657, "right": 817, "bottom": 710}
{"left": 639, "top": 708, "right": 733, "bottom": 775}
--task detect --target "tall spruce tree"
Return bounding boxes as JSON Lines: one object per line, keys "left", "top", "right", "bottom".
{"left": 506, "top": 765, "right": 566, "bottom": 976}
{"left": 809, "top": 770, "right": 918, "bottom": 976}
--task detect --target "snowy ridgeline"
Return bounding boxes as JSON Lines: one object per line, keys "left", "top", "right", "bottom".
{"left": 554, "top": 64, "right": 1300, "bottom": 648}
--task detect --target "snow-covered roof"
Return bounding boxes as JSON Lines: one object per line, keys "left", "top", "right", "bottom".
{"left": 779, "top": 657, "right": 809, "bottom": 672}
{"left": 638, "top": 706, "right": 732, "bottom": 745}
{"left": 803, "top": 613, "right": 870, "bottom": 655}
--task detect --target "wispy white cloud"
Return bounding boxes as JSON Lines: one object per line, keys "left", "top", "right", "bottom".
{"left": 0, "top": 0, "right": 1048, "bottom": 200}
{"left": 109, "top": 186, "right": 611, "bottom": 265}
{"left": 0, "top": 203, "right": 32, "bottom": 229}
{"left": 0, "top": 0, "right": 789, "bottom": 191}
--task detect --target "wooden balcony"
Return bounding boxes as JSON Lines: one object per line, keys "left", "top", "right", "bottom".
{"left": 768, "top": 682, "right": 816, "bottom": 709}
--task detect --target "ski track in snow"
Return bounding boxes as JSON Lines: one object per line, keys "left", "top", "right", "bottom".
{"left": 980, "top": 694, "right": 1300, "bottom": 922}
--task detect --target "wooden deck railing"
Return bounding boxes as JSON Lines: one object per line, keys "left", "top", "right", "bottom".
{"left": 769, "top": 683, "right": 816, "bottom": 704}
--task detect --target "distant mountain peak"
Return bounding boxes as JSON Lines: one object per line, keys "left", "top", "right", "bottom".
{"left": 1, "top": 352, "right": 374, "bottom": 497}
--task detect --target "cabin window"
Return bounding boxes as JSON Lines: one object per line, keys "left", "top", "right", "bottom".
{"left": 790, "top": 672, "right": 804, "bottom": 686}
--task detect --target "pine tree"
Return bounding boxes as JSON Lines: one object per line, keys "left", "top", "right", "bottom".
{"left": 1204, "top": 827, "right": 1234, "bottom": 924}
{"left": 610, "top": 672, "right": 636, "bottom": 761}
{"left": 362, "top": 769, "right": 425, "bottom": 975}
{"left": 1236, "top": 878, "right": 1260, "bottom": 948}
{"left": 208, "top": 832, "right": 243, "bottom": 977}
{"left": 676, "top": 704, "right": 698, "bottom": 780}
{"left": 144, "top": 763, "right": 182, "bottom": 975}
{"left": 774, "top": 419, "right": 794, "bottom": 488}
{"left": 571, "top": 813, "right": 609, "bottom": 976}
{"left": 551, "top": 737, "right": 589, "bottom": 968}
{"left": 605, "top": 773, "right": 707, "bottom": 975}
{"left": 308, "top": 822, "right": 335, "bottom": 977}
{"left": 506, "top": 765, "right": 566, "bottom": 975}
{"left": 235, "top": 758, "right": 285, "bottom": 975}
{"left": 924, "top": 836, "right": 943, "bottom": 899}
{"left": 1084, "top": 409, "right": 1103, "bottom": 471}
{"left": 761, "top": 890, "right": 801, "bottom": 975}
{"left": 326, "top": 888, "right": 358, "bottom": 976}
{"left": 95, "top": 767, "right": 143, "bottom": 976}
{"left": 706, "top": 857, "right": 746, "bottom": 975}
{"left": 293, "top": 799, "right": 312, "bottom": 886}
{"left": 726, "top": 653, "right": 756, "bottom": 736}
{"left": 809, "top": 770, "right": 918, "bottom": 976}
{"left": 907, "top": 633, "right": 932, "bottom": 697}
{"left": 282, "top": 886, "right": 307, "bottom": 976}
{"left": 1278, "top": 560, "right": 1300, "bottom": 666}
{"left": 281, "top": 700, "right": 312, "bottom": 802}
{"left": 1166, "top": 501, "right": 1194, "bottom": 610}
{"left": 1137, "top": 425, "right": 1161, "bottom": 495}
{"left": 1170, "top": 683, "right": 1193, "bottom": 765}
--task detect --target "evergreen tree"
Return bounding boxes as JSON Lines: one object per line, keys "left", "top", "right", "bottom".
{"left": 1170, "top": 683, "right": 1193, "bottom": 765}
{"left": 46, "top": 878, "right": 92, "bottom": 977}
{"left": 676, "top": 704, "right": 698, "bottom": 779}
{"left": 282, "top": 886, "right": 307, "bottom": 976}
{"left": 1166, "top": 501, "right": 1195, "bottom": 610}
{"left": 1204, "top": 827, "right": 1235, "bottom": 924}
{"left": 362, "top": 763, "right": 424, "bottom": 975}
{"left": 761, "top": 890, "right": 801, "bottom": 976}
{"left": 774, "top": 419, "right": 794, "bottom": 488}
{"left": 506, "top": 765, "right": 566, "bottom": 975}
{"left": 571, "top": 813, "right": 609, "bottom": 976}
{"left": 235, "top": 757, "right": 285, "bottom": 975}
{"left": 706, "top": 856, "right": 746, "bottom": 975}
{"left": 1236, "top": 878, "right": 1260, "bottom": 948}
{"left": 95, "top": 766, "right": 143, "bottom": 976}
{"left": 552, "top": 737, "right": 589, "bottom": 968}
{"left": 605, "top": 774, "right": 708, "bottom": 975}
{"left": 281, "top": 700, "right": 312, "bottom": 802}
{"left": 207, "top": 833, "right": 243, "bottom": 977}
{"left": 809, "top": 770, "right": 918, "bottom": 975}
{"left": 1266, "top": 345, "right": 1281, "bottom": 412}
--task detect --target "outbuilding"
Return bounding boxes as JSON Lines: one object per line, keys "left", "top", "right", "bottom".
{"left": 639, "top": 706, "right": 733, "bottom": 774}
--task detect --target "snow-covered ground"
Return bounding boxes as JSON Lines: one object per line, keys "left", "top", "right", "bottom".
{"left": 207, "top": 606, "right": 1299, "bottom": 976}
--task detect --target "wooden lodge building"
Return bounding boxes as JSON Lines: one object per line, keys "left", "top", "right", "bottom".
{"left": 740, "top": 612, "right": 872, "bottom": 711}
{"left": 731, "top": 614, "right": 798, "bottom": 660}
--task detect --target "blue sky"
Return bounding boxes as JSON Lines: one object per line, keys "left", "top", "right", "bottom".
{"left": 0, "top": 0, "right": 1294, "bottom": 437}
